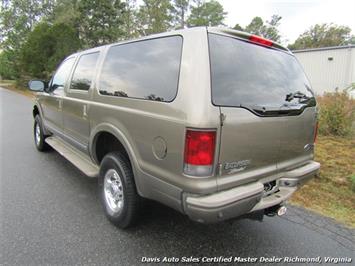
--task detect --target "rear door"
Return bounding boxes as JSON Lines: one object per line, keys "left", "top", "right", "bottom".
{"left": 208, "top": 33, "right": 317, "bottom": 190}
{"left": 63, "top": 51, "right": 100, "bottom": 152}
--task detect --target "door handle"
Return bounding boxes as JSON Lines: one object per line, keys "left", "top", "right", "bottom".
{"left": 83, "top": 104, "right": 88, "bottom": 118}
{"left": 57, "top": 98, "right": 63, "bottom": 110}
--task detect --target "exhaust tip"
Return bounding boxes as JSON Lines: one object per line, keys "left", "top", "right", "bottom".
{"left": 277, "top": 206, "right": 287, "bottom": 216}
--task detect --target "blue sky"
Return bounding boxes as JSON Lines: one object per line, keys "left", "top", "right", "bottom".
{"left": 219, "top": 0, "right": 355, "bottom": 44}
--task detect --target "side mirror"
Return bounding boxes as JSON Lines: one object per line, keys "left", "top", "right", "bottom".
{"left": 28, "top": 80, "right": 45, "bottom": 92}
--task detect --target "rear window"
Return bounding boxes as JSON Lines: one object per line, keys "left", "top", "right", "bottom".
{"left": 99, "top": 36, "right": 182, "bottom": 102}
{"left": 70, "top": 52, "right": 99, "bottom": 91}
{"left": 209, "top": 33, "right": 315, "bottom": 109}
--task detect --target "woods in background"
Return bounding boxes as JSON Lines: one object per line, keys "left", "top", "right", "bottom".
{"left": 0, "top": 0, "right": 354, "bottom": 81}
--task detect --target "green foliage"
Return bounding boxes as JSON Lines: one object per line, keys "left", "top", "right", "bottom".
{"left": 243, "top": 15, "right": 282, "bottom": 42}
{"left": 288, "top": 23, "right": 355, "bottom": 50}
{"left": 77, "top": 0, "right": 126, "bottom": 47}
{"left": 245, "top": 17, "right": 263, "bottom": 34}
{"left": 19, "top": 22, "right": 80, "bottom": 79}
{"left": 187, "top": 0, "right": 226, "bottom": 27}
{"left": 317, "top": 91, "right": 355, "bottom": 137}
{"left": 48, "top": 0, "right": 127, "bottom": 47}
{"left": 19, "top": 23, "right": 54, "bottom": 78}
{"left": 0, "top": 49, "right": 19, "bottom": 79}
{"left": 265, "top": 15, "right": 282, "bottom": 42}
{"left": 350, "top": 175, "right": 355, "bottom": 192}
{"left": 137, "top": 0, "right": 174, "bottom": 35}
{"left": 0, "top": 0, "right": 49, "bottom": 51}
{"left": 172, "top": 0, "right": 190, "bottom": 29}
{"left": 47, "top": 24, "right": 81, "bottom": 71}
{"left": 232, "top": 23, "right": 243, "bottom": 31}
{"left": 49, "top": 0, "right": 80, "bottom": 28}
{"left": 0, "top": 0, "right": 53, "bottom": 78}
{"left": 122, "top": 0, "right": 140, "bottom": 38}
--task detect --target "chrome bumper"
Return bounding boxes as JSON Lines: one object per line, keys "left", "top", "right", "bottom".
{"left": 183, "top": 161, "right": 320, "bottom": 223}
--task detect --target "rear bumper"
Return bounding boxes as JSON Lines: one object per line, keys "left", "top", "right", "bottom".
{"left": 183, "top": 161, "right": 320, "bottom": 223}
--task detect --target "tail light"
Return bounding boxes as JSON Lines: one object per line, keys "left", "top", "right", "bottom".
{"left": 313, "top": 121, "right": 319, "bottom": 143}
{"left": 184, "top": 129, "right": 216, "bottom": 176}
{"left": 249, "top": 35, "right": 273, "bottom": 47}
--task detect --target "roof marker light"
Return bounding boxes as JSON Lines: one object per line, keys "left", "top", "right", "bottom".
{"left": 249, "top": 35, "right": 273, "bottom": 47}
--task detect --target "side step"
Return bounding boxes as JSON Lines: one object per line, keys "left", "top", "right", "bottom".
{"left": 45, "top": 136, "right": 99, "bottom": 178}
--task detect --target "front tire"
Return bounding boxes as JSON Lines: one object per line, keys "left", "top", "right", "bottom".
{"left": 98, "top": 152, "right": 140, "bottom": 228}
{"left": 34, "top": 115, "right": 50, "bottom": 151}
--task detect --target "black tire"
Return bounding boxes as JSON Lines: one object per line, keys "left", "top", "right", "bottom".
{"left": 34, "top": 115, "right": 50, "bottom": 151}
{"left": 98, "top": 152, "right": 140, "bottom": 228}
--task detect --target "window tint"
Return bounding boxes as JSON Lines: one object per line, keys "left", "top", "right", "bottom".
{"left": 99, "top": 36, "right": 182, "bottom": 102}
{"left": 209, "top": 34, "right": 315, "bottom": 108}
{"left": 70, "top": 52, "right": 99, "bottom": 91}
{"left": 51, "top": 57, "right": 75, "bottom": 89}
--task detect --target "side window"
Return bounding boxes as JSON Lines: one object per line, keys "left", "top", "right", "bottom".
{"left": 70, "top": 52, "right": 99, "bottom": 91}
{"left": 99, "top": 36, "right": 182, "bottom": 102}
{"left": 51, "top": 57, "right": 75, "bottom": 90}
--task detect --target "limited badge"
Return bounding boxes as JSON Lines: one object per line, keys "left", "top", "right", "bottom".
{"left": 224, "top": 160, "right": 251, "bottom": 173}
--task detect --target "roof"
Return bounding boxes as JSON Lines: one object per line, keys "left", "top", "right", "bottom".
{"left": 207, "top": 27, "right": 289, "bottom": 52}
{"left": 292, "top": 45, "right": 355, "bottom": 53}
{"left": 67, "top": 26, "right": 292, "bottom": 59}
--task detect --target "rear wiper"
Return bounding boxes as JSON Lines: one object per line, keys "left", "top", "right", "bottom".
{"left": 240, "top": 104, "right": 267, "bottom": 113}
{"left": 240, "top": 103, "right": 307, "bottom": 117}
{"left": 285, "top": 91, "right": 310, "bottom": 102}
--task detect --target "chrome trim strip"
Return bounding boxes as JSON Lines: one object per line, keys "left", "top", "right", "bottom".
{"left": 45, "top": 124, "right": 88, "bottom": 152}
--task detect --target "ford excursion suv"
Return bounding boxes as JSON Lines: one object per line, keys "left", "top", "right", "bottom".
{"left": 29, "top": 27, "right": 320, "bottom": 228}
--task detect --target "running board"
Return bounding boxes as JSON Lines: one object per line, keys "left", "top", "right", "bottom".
{"left": 45, "top": 136, "right": 99, "bottom": 178}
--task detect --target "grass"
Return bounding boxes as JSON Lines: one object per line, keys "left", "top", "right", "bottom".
{"left": 291, "top": 136, "right": 355, "bottom": 228}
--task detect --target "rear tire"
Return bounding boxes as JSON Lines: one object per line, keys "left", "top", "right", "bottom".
{"left": 98, "top": 152, "right": 140, "bottom": 228}
{"left": 34, "top": 115, "right": 50, "bottom": 151}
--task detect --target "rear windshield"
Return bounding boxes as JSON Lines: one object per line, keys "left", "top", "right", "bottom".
{"left": 209, "top": 33, "right": 315, "bottom": 109}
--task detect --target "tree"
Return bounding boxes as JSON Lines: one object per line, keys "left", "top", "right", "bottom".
{"left": 0, "top": 0, "right": 50, "bottom": 50}
{"left": 19, "top": 22, "right": 80, "bottom": 79}
{"left": 137, "top": 0, "right": 174, "bottom": 35}
{"left": 122, "top": 0, "right": 139, "bottom": 38}
{"left": 49, "top": 0, "right": 80, "bottom": 29}
{"left": 244, "top": 15, "right": 282, "bottom": 42}
{"left": 172, "top": 0, "right": 190, "bottom": 29}
{"left": 265, "top": 15, "right": 282, "bottom": 42}
{"left": 0, "top": 0, "right": 53, "bottom": 78}
{"left": 46, "top": 23, "right": 81, "bottom": 72}
{"left": 77, "top": 0, "right": 126, "bottom": 47}
{"left": 187, "top": 0, "right": 226, "bottom": 27}
{"left": 232, "top": 23, "right": 243, "bottom": 31}
{"left": 0, "top": 0, "right": 56, "bottom": 49}
{"left": 0, "top": 50, "right": 18, "bottom": 79}
{"left": 288, "top": 23, "right": 355, "bottom": 50}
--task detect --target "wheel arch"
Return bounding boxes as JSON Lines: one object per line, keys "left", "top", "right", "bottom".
{"left": 32, "top": 103, "right": 51, "bottom": 136}
{"left": 90, "top": 123, "right": 143, "bottom": 194}
{"left": 90, "top": 124, "right": 137, "bottom": 164}
{"left": 33, "top": 105, "right": 40, "bottom": 118}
